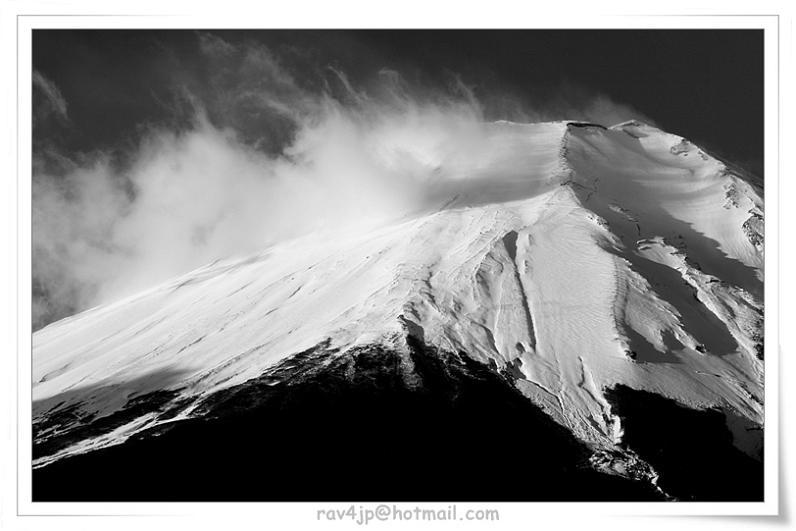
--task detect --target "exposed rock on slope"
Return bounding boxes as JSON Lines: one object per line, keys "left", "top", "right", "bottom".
{"left": 32, "top": 120, "right": 764, "bottom": 499}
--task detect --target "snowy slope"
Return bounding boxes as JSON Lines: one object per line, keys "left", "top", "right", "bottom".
{"left": 32, "top": 120, "right": 764, "bottom": 473}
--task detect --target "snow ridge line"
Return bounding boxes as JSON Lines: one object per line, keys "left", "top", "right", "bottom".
{"left": 501, "top": 230, "right": 537, "bottom": 351}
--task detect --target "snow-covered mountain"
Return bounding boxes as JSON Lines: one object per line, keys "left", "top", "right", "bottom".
{"left": 32, "top": 120, "right": 764, "bottom": 501}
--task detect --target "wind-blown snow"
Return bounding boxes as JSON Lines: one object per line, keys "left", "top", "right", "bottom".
{"left": 32, "top": 120, "right": 764, "bottom": 468}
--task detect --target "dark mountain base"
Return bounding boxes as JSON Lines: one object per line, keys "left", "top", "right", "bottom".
{"left": 605, "top": 385, "right": 764, "bottom": 501}
{"left": 32, "top": 337, "right": 761, "bottom": 502}
{"left": 33, "top": 337, "right": 663, "bottom": 502}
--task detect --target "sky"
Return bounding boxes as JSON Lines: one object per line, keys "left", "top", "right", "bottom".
{"left": 31, "top": 30, "right": 764, "bottom": 330}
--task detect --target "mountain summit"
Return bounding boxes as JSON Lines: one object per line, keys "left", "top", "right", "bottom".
{"left": 32, "top": 120, "right": 764, "bottom": 501}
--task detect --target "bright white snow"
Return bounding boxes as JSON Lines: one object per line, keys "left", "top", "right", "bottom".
{"left": 32, "top": 120, "right": 764, "bottom": 466}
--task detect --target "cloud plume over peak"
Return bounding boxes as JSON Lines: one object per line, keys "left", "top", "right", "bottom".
{"left": 33, "top": 32, "right": 654, "bottom": 330}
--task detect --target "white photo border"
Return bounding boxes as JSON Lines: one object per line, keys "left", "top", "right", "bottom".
{"left": 9, "top": 10, "right": 783, "bottom": 526}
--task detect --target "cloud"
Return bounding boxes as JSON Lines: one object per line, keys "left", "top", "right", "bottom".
{"left": 33, "top": 70, "right": 68, "bottom": 123}
{"left": 32, "top": 33, "right": 654, "bottom": 330}
{"left": 576, "top": 94, "right": 655, "bottom": 127}
{"left": 32, "top": 93, "right": 490, "bottom": 329}
{"left": 543, "top": 83, "right": 656, "bottom": 127}
{"left": 197, "top": 32, "right": 236, "bottom": 57}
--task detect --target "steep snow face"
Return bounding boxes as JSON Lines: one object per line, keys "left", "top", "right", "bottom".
{"left": 32, "top": 120, "right": 764, "bottom": 467}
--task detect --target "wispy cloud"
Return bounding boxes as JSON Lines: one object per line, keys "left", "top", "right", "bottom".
{"left": 33, "top": 70, "right": 68, "bottom": 122}
{"left": 32, "top": 33, "right": 653, "bottom": 330}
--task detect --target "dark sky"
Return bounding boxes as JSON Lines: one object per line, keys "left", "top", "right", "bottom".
{"left": 33, "top": 29, "right": 764, "bottom": 174}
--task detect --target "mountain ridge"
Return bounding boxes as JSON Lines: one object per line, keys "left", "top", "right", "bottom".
{"left": 32, "top": 120, "right": 764, "bottom": 496}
